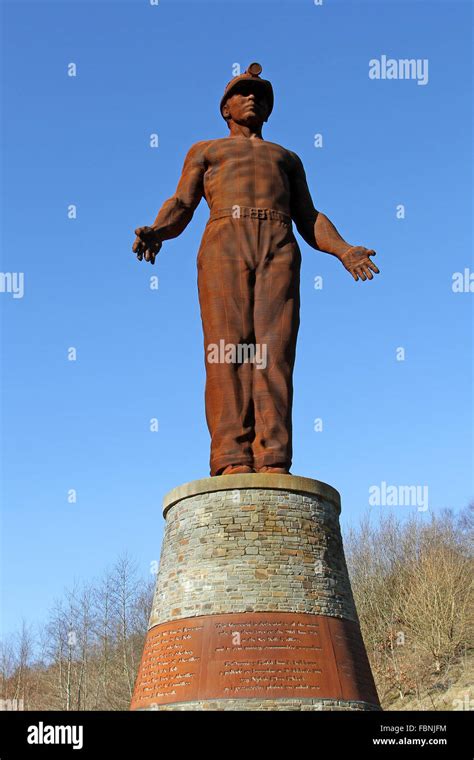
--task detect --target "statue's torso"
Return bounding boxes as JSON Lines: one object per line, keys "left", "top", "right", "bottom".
{"left": 200, "top": 138, "right": 294, "bottom": 214}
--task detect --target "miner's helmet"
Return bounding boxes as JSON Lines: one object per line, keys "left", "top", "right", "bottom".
{"left": 220, "top": 62, "right": 274, "bottom": 121}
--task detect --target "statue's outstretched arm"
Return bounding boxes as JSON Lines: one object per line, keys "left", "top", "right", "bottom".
{"left": 289, "top": 152, "right": 379, "bottom": 282}
{"left": 132, "top": 142, "right": 206, "bottom": 264}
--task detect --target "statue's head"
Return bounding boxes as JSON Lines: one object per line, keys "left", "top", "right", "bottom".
{"left": 220, "top": 62, "right": 274, "bottom": 130}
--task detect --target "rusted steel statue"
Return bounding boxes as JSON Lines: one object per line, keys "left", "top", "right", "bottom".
{"left": 132, "top": 63, "right": 379, "bottom": 476}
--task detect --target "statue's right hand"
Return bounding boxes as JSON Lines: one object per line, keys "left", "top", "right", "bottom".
{"left": 132, "top": 226, "right": 162, "bottom": 264}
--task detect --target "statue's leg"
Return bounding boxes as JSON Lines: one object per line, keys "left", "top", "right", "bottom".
{"left": 252, "top": 218, "right": 301, "bottom": 472}
{"left": 197, "top": 217, "right": 257, "bottom": 476}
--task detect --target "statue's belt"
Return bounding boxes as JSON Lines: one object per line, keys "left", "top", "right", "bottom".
{"left": 208, "top": 206, "right": 291, "bottom": 224}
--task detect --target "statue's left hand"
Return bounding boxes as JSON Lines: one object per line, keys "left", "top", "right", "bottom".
{"left": 339, "top": 247, "right": 379, "bottom": 281}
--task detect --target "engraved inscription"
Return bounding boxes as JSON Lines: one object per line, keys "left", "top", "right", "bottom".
{"left": 211, "top": 619, "right": 323, "bottom": 694}
{"left": 133, "top": 622, "right": 203, "bottom": 702}
{"left": 130, "top": 612, "right": 380, "bottom": 709}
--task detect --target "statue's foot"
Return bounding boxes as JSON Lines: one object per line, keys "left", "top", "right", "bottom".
{"left": 258, "top": 464, "right": 290, "bottom": 474}
{"left": 220, "top": 464, "right": 255, "bottom": 475}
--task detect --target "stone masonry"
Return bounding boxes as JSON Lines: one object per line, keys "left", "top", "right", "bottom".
{"left": 131, "top": 475, "right": 381, "bottom": 711}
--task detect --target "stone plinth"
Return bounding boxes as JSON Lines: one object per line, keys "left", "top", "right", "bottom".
{"left": 130, "top": 475, "right": 381, "bottom": 711}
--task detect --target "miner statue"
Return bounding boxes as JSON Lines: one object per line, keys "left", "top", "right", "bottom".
{"left": 132, "top": 63, "right": 379, "bottom": 476}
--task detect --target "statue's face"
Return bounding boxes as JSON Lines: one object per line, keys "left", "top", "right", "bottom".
{"left": 223, "top": 81, "right": 270, "bottom": 127}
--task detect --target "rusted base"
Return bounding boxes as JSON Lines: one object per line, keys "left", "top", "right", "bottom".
{"left": 130, "top": 612, "right": 380, "bottom": 710}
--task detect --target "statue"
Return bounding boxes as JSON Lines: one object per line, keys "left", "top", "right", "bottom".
{"left": 132, "top": 63, "right": 379, "bottom": 477}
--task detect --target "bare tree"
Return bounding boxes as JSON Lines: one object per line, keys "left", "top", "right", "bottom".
{"left": 345, "top": 505, "right": 473, "bottom": 708}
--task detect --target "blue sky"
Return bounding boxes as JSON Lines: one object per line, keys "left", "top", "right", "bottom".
{"left": 1, "top": 0, "right": 472, "bottom": 639}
